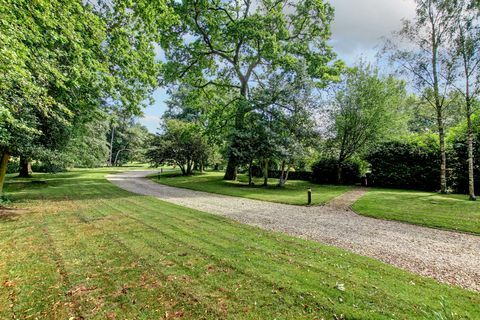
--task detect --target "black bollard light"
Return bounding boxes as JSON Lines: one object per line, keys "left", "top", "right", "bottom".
{"left": 307, "top": 188, "right": 312, "bottom": 205}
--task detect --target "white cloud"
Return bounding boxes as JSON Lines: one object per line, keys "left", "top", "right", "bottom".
{"left": 140, "top": 115, "right": 161, "bottom": 123}
{"left": 329, "top": 0, "right": 416, "bottom": 65}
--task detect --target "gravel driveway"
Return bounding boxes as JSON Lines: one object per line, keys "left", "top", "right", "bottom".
{"left": 107, "top": 170, "right": 480, "bottom": 292}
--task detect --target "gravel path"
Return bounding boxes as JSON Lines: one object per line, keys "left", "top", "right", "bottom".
{"left": 107, "top": 170, "right": 480, "bottom": 292}
{"left": 325, "top": 187, "right": 368, "bottom": 210}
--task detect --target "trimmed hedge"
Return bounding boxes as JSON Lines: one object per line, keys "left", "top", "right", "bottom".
{"left": 366, "top": 140, "right": 440, "bottom": 191}
{"left": 268, "top": 170, "right": 312, "bottom": 181}
{"left": 449, "top": 135, "right": 480, "bottom": 194}
{"left": 311, "top": 158, "right": 361, "bottom": 185}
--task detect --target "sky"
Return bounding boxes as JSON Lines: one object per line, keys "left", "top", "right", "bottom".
{"left": 139, "top": 0, "right": 417, "bottom": 133}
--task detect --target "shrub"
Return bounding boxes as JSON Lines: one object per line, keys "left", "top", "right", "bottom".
{"left": 31, "top": 162, "right": 66, "bottom": 173}
{"left": 311, "top": 158, "right": 360, "bottom": 185}
{"left": 6, "top": 159, "right": 19, "bottom": 174}
{"left": 365, "top": 140, "right": 440, "bottom": 191}
{"left": 268, "top": 170, "right": 312, "bottom": 181}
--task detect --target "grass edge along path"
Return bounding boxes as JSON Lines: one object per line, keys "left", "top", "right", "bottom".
{"left": 152, "top": 171, "right": 480, "bottom": 235}
{"left": 149, "top": 171, "right": 353, "bottom": 206}
{"left": 0, "top": 169, "right": 479, "bottom": 319}
{"left": 353, "top": 188, "right": 480, "bottom": 235}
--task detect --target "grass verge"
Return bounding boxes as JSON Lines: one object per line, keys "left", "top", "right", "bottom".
{"left": 150, "top": 171, "right": 352, "bottom": 205}
{"left": 0, "top": 169, "right": 478, "bottom": 319}
{"left": 352, "top": 188, "right": 480, "bottom": 235}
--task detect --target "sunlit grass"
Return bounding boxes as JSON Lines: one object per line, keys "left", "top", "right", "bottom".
{"left": 353, "top": 188, "right": 480, "bottom": 234}
{"left": 150, "top": 171, "right": 352, "bottom": 205}
{"left": 1, "top": 169, "right": 478, "bottom": 319}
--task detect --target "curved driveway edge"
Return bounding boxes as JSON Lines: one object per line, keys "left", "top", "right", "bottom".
{"left": 107, "top": 170, "right": 480, "bottom": 292}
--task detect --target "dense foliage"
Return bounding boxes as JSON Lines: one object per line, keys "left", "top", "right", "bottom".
{"left": 146, "top": 120, "right": 210, "bottom": 176}
{"left": 327, "top": 64, "right": 407, "bottom": 183}
{"left": 0, "top": 0, "right": 164, "bottom": 192}
{"left": 153, "top": 0, "right": 343, "bottom": 180}
{"left": 2, "top": 0, "right": 480, "bottom": 201}
{"left": 311, "top": 158, "right": 361, "bottom": 185}
{"left": 366, "top": 139, "right": 440, "bottom": 191}
{"left": 449, "top": 114, "right": 480, "bottom": 193}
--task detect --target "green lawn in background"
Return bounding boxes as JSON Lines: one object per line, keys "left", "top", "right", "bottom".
{"left": 1, "top": 169, "right": 478, "bottom": 319}
{"left": 150, "top": 171, "right": 352, "bottom": 205}
{"left": 353, "top": 188, "right": 480, "bottom": 235}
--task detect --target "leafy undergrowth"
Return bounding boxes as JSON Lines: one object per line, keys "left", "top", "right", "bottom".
{"left": 150, "top": 171, "right": 352, "bottom": 205}
{"left": 0, "top": 169, "right": 478, "bottom": 319}
{"left": 353, "top": 188, "right": 480, "bottom": 235}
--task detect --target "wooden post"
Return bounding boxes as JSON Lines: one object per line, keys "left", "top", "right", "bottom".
{"left": 307, "top": 188, "right": 312, "bottom": 206}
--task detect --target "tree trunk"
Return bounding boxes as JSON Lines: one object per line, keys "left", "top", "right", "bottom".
{"left": 18, "top": 156, "right": 32, "bottom": 178}
{"left": 248, "top": 160, "right": 253, "bottom": 186}
{"left": 224, "top": 82, "right": 248, "bottom": 181}
{"left": 278, "top": 161, "right": 291, "bottom": 187}
{"left": 336, "top": 164, "right": 343, "bottom": 185}
{"left": 0, "top": 151, "right": 11, "bottom": 195}
{"left": 278, "top": 160, "right": 286, "bottom": 187}
{"left": 283, "top": 165, "right": 291, "bottom": 186}
{"left": 179, "top": 163, "right": 186, "bottom": 176}
{"left": 108, "top": 125, "right": 115, "bottom": 166}
{"left": 467, "top": 102, "right": 476, "bottom": 200}
{"left": 437, "top": 111, "right": 447, "bottom": 193}
{"left": 429, "top": 14, "right": 447, "bottom": 194}
{"left": 263, "top": 159, "right": 268, "bottom": 186}
{"left": 224, "top": 161, "right": 237, "bottom": 180}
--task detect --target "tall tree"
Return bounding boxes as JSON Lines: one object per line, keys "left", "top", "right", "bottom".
{"left": 156, "top": 0, "right": 342, "bottom": 180}
{"left": 450, "top": 0, "right": 480, "bottom": 200}
{"left": 108, "top": 119, "right": 151, "bottom": 166}
{"left": 251, "top": 64, "right": 319, "bottom": 187}
{"left": 0, "top": 0, "right": 106, "bottom": 193}
{"left": 329, "top": 65, "right": 406, "bottom": 183}
{"left": 146, "top": 119, "right": 211, "bottom": 176}
{"left": 0, "top": 0, "right": 164, "bottom": 193}
{"left": 387, "top": 0, "right": 458, "bottom": 193}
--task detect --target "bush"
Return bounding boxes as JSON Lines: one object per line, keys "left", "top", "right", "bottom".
{"left": 268, "top": 170, "right": 312, "bottom": 181}
{"left": 31, "top": 162, "right": 66, "bottom": 173}
{"left": 311, "top": 158, "right": 360, "bottom": 185}
{"left": 6, "top": 159, "right": 19, "bottom": 174}
{"left": 365, "top": 140, "right": 440, "bottom": 191}
{"left": 7, "top": 158, "right": 67, "bottom": 175}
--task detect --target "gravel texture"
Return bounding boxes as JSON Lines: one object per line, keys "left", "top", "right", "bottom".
{"left": 107, "top": 170, "right": 480, "bottom": 292}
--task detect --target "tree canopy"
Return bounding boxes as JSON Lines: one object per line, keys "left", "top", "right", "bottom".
{"left": 0, "top": 0, "right": 166, "bottom": 192}
{"left": 153, "top": 0, "right": 343, "bottom": 179}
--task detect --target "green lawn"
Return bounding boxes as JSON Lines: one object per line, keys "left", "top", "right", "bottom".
{"left": 150, "top": 171, "right": 352, "bottom": 205}
{"left": 353, "top": 188, "right": 480, "bottom": 235}
{"left": 0, "top": 169, "right": 478, "bottom": 319}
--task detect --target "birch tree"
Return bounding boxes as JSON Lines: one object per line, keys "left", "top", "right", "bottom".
{"left": 387, "top": 0, "right": 458, "bottom": 193}
{"left": 450, "top": 0, "right": 480, "bottom": 200}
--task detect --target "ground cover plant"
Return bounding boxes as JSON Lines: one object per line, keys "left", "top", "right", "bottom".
{"left": 150, "top": 171, "right": 352, "bottom": 205}
{"left": 1, "top": 169, "right": 479, "bottom": 319}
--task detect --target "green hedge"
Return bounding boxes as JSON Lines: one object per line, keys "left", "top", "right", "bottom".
{"left": 366, "top": 140, "right": 440, "bottom": 191}
{"left": 311, "top": 158, "right": 361, "bottom": 185}
{"left": 449, "top": 124, "right": 480, "bottom": 194}
{"left": 268, "top": 170, "right": 312, "bottom": 181}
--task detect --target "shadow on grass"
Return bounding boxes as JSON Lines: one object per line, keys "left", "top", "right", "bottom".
{"left": 4, "top": 170, "right": 142, "bottom": 203}
{"left": 0, "top": 207, "right": 27, "bottom": 222}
